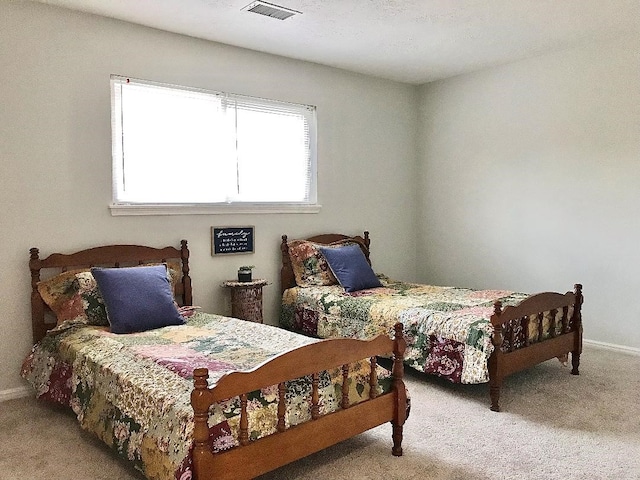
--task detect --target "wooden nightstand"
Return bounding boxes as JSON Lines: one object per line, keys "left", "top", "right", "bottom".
{"left": 222, "top": 279, "right": 268, "bottom": 323}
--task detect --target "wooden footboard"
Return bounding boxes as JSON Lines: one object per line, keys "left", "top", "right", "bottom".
{"left": 191, "top": 324, "right": 407, "bottom": 480}
{"left": 488, "top": 284, "right": 583, "bottom": 411}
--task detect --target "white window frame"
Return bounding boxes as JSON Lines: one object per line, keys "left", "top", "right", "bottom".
{"left": 109, "top": 76, "right": 320, "bottom": 216}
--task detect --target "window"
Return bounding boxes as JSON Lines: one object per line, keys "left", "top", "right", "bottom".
{"left": 110, "top": 76, "right": 318, "bottom": 214}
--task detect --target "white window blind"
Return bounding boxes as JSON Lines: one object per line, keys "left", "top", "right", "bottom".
{"left": 110, "top": 76, "right": 317, "bottom": 210}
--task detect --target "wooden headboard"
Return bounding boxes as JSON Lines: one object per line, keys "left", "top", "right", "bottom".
{"left": 280, "top": 231, "right": 371, "bottom": 294}
{"left": 29, "top": 240, "right": 192, "bottom": 343}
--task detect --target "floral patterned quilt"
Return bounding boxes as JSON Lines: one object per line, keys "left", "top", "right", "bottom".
{"left": 280, "top": 276, "right": 540, "bottom": 384}
{"left": 21, "top": 312, "right": 396, "bottom": 480}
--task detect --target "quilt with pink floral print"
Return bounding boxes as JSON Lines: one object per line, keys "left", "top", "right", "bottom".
{"left": 279, "top": 276, "right": 562, "bottom": 384}
{"left": 21, "top": 312, "right": 395, "bottom": 480}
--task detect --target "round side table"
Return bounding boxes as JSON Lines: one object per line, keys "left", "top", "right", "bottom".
{"left": 222, "top": 279, "right": 268, "bottom": 323}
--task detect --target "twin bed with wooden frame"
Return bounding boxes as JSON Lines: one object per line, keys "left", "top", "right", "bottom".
{"left": 24, "top": 240, "right": 408, "bottom": 480}
{"left": 280, "top": 231, "right": 584, "bottom": 412}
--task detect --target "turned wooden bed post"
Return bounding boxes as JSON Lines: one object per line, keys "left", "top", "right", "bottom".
{"left": 392, "top": 322, "right": 407, "bottom": 456}
{"left": 488, "top": 301, "right": 504, "bottom": 412}
{"left": 29, "top": 247, "right": 47, "bottom": 343}
{"left": 571, "top": 284, "right": 583, "bottom": 375}
{"left": 191, "top": 368, "right": 212, "bottom": 476}
{"left": 180, "top": 239, "right": 193, "bottom": 306}
{"left": 280, "top": 234, "right": 299, "bottom": 295}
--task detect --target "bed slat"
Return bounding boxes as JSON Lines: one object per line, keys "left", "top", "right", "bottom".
{"left": 522, "top": 316, "right": 530, "bottom": 347}
{"left": 509, "top": 319, "right": 516, "bottom": 352}
{"left": 537, "top": 312, "right": 544, "bottom": 342}
{"left": 369, "top": 356, "right": 378, "bottom": 399}
{"left": 239, "top": 394, "right": 249, "bottom": 446}
{"left": 311, "top": 373, "right": 320, "bottom": 420}
{"left": 341, "top": 364, "right": 350, "bottom": 409}
{"left": 277, "top": 383, "right": 286, "bottom": 432}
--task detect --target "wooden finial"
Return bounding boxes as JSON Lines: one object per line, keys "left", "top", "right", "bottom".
{"left": 193, "top": 368, "right": 209, "bottom": 390}
{"left": 574, "top": 284, "right": 583, "bottom": 306}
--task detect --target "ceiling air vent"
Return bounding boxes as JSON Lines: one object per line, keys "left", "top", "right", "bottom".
{"left": 242, "top": 1, "right": 301, "bottom": 20}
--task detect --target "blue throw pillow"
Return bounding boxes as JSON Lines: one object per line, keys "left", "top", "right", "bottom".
{"left": 92, "top": 265, "right": 185, "bottom": 334}
{"left": 319, "top": 244, "right": 382, "bottom": 293}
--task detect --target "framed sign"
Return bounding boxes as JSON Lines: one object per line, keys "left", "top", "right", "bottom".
{"left": 211, "top": 226, "right": 255, "bottom": 255}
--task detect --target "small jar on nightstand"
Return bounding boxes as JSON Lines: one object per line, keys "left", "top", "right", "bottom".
{"left": 222, "top": 279, "right": 268, "bottom": 323}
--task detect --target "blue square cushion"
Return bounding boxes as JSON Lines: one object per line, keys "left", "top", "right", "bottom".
{"left": 319, "top": 244, "right": 382, "bottom": 293}
{"left": 91, "top": 265, "right": 185, "bottom": 334}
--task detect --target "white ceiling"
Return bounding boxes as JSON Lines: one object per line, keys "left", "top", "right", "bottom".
{"left": 35, "top": 0, "right": 640, "bottom": 84}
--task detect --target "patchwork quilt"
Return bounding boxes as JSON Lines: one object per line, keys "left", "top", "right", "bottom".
{"left": 21, "top": 312, "right": 395, "bottom": 480}
{"left": 280, "top": 277, "right": 566, "bottom": 384}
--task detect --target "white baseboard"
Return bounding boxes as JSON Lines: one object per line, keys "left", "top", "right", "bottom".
{"left": 0, "top": 385, "right": 32, "bottom": 403}
{"left": 584, "top": 338, "right": 640, "bottom": 356}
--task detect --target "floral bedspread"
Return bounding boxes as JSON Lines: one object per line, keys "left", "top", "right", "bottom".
{"left": 21, "top": 312, "right": 395, "bottom": 480}
{"left": 280, "top": 277, "right": 539, "bottom": 384}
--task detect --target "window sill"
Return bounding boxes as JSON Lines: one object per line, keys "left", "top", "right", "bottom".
{"left": 109, "top": 203, "right": 322, "bottom": 216}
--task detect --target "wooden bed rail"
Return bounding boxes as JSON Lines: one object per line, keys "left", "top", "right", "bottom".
{"left": 191, "top": 323, "right": 407, "bottom": 480}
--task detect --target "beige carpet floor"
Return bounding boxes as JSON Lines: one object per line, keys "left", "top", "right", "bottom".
{"left": 1, "top": 344, "right": 639, "bottom": 480}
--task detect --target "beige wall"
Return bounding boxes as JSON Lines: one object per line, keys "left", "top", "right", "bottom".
{"left": 417, "top": 33, "right": 640, "bottom": 350}
{"left": 3, "top": 0, "right": 637, "bottom": 397}
{"left": 0, "top": 2, "right": 419, "bottom": 394}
